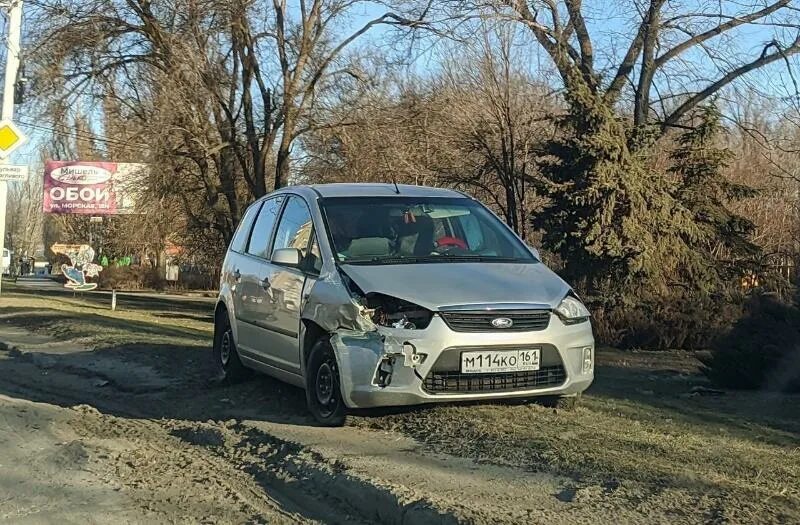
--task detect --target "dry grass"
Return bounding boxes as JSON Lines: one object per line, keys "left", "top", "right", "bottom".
{"left": 356, "top": 354, "right": 800, "bottom": 521}
{"left": 0, "top": 287, "right": 211, "bottom": 349}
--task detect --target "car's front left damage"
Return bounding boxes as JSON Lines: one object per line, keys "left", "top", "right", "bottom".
{"left": 300, "top": 267, "right": 436, "bottom": 408}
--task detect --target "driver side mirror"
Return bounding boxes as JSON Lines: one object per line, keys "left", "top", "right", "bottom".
{"left": 529, "top": 246, "right": 541, "bottom": 260}
{"left": 271, "top": 248, "right": 302, "bottom": 268}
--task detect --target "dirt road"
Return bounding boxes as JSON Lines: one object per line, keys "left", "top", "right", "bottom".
{"left": 1, "top": 284, "right": 799, "bottom": 523}
{"left": 0, "top": 322, "right": 574, "bottom": 524}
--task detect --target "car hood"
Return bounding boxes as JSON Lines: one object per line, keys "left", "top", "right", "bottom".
{"left": 340, "top": 262, "right": 571, "bottom": 311}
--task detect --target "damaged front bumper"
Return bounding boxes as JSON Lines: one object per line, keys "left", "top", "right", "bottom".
{"left": 330, "top": 315, "right": 595, "bottom": 409}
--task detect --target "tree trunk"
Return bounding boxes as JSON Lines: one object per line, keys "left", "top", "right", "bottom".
{"left": 274, "top": 143, "right": 291, "bottom": 190}
{"left": 274, "top": 113, "right": 296, "bottom": 189}
{"left": 634, "top": 2, "right": 662, "bottom": 127}
{"left": 505, "top": 182, "right": 519, "bottom": 234}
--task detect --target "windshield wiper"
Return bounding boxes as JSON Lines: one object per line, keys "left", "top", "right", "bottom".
{"left": 343, "top": 255, "right": 532, "bottom": 265}
{"left": 343, "top": 255, "right": 421, "bottom": 265}
{"left": 414, "top": 255, "right": 528, "bottom": 263}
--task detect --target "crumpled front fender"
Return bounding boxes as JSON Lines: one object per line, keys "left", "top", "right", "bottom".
{"left": 300, "top": 269, "right": 427, "bottom": 408}
{"left": 301, "top": 270, "right": 375, "bottom": 333}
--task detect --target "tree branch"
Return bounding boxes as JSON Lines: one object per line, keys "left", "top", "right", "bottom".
{"left": 604, "top": 18, "right": 647, "bottom": 104}
{"left": 564, "top": 0, "right": 594, "bottom": 73}
{"left": 662, "top": 37, "right": 800, "bottom": 130}
{"left": 655, "top": 0, "right": 791, "bottom": 68}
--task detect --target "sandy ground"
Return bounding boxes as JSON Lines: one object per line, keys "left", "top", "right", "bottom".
{"left": 0, "top": 301, "right": 572, "bottom": 524}
{"left": 1, "top": 282, "right": 798, "bottom": 524}
{"left": 0, "top": 396, "right": 142, "bottom": 524}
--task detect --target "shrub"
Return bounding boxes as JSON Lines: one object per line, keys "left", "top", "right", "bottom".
{"left": 97, "top": 266, "right": 165, "bottom": 291}
{"left": 699, "top": 293, "right": 800, "bottom": 392}
{"left": 593, "top": 294, "right": 745, "bottom": 350}
{"left": 177, "top": 270, "right": 218, "bottom": 290}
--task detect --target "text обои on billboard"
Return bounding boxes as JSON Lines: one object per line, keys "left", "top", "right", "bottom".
{"left": 43, "top": 161, "right": 146, "bottom": 215}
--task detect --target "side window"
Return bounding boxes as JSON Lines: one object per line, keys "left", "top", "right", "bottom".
{"left": 272, "top": 196, "right": 314, "bottom": 258}
{"left": 247, "top": 197, "right": 283, "bottom": 259}
{"left": 230, "top": 202, "right": 262, "bottom": 253}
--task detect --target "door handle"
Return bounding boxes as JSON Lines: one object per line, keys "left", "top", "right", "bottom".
{"left": 233, "top": 269, "right": 241, "bottom": 282}
{"left": 261, "top": 277, "right": 271, "bottom": 290}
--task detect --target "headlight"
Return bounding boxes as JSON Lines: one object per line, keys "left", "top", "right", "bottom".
{"left": 554, "top": 295, "right": 591, "bottom": 325}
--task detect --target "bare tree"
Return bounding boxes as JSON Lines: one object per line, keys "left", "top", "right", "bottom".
{"left": 29, "top": 0, "right": 428, "bottom": 191}
{"left": 433, "top": 24, "right": 555, "bottom": 239}
{"left": 5, "top": 175, "right": 44, "bottom": 259}
{"left": 296, "top": 80, "right": 434, "bottom": 175}
{"left": 725, "top": 99, "right": 800, "bottom": 281}
{"left": 439, "top": 0, "right": 800, "bottom": 136}
{"left": 301, "top": 33, "right": 556, "bottom": 240}
{"left": 24, "top": 0, "right": 430, "bottom": 258}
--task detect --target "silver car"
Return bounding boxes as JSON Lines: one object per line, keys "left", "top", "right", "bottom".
{"left": 214, "top": 184, "right": 594, "bottom": 426}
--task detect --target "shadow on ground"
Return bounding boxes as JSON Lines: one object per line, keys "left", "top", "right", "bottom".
{"left": 1, "top": 307, "right": 207, "bottom": 341}
{"left": 0, "top": 338, "right": 315, "bottom": 427}
{"left": 0, "top": 291, "right": 311, "bottom": 428}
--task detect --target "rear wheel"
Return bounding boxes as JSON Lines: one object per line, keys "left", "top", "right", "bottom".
{"left": 305, "top": 339, "right": 348, "bottom": 427}
{"left": 213, "top": 310, "right": 250, "bottom": 383}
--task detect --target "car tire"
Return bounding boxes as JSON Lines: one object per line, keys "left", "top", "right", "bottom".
{"left": 540, "top": 393, "right": 581, "bottom": 411}
{"left": 213, "top": 310, "right": 250, "bottom": 383}
{"left": 305, "top": 338, "right": 348, "bottom": 427}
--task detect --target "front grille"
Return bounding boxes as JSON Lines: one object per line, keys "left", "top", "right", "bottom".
{"left": 422, "top": 365, "right": 566, "bottom": 394}
{"left": 439, "top": 310, "right": 551, "bottom": 332}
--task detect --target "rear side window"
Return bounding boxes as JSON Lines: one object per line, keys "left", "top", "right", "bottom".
{"left": 247, "top": 197, "right": 283, "bottom": 259}
{"left": 229, "top": 202, "right": 262, "bottom": 253}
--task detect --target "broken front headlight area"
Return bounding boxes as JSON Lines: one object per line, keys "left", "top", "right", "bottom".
{"left": 365, "top": 293, "right": 433, "bottom": 330}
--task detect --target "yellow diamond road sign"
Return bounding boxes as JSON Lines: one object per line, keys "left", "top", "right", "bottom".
{"left": 0, "top": 120, "right": 27, "bottom": 159}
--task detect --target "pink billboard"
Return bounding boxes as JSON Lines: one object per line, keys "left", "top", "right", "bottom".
{"left": 43, "top": 161, "right": 143, "bottom": 215}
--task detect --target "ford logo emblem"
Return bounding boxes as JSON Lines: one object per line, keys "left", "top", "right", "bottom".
{"left": 491, "top": 317, "right": 514, "bottom": 329}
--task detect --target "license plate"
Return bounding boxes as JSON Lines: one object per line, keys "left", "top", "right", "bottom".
{"left": 461, "top": 349, "right": 541, "bottom": 374}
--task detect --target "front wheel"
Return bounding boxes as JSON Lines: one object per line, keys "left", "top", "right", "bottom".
{"left": 305, "top": 339, "right": 348, "bottom": 427}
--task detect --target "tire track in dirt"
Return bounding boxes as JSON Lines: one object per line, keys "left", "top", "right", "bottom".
{"left": 67, "top": 405, "right": 317, "bottom": 524}
{"left": 65, "top": 405, "right": 465, "bottom": 524}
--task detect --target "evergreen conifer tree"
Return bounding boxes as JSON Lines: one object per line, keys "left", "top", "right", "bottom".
{"left": 669, "top": 103, "right": 760, "bottom": 285}
{"left": 533, "top": 83, "right": 707, "bottom": 306}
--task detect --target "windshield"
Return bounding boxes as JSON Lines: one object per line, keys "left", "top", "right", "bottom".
{"left": 320, "top": 196, "right": 536, "bottom": 265}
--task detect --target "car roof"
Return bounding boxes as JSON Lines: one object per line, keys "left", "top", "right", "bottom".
{"left": 297, "top": 183, "right": 467, "bottom": 199}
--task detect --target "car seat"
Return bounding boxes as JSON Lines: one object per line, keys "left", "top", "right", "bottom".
{"left": 346, "top": 212, "right": 393, "bottom": 258}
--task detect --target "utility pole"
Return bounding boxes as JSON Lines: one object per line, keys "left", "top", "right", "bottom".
{"left": 0, "top": 0, "right": 23, "bottom": 295}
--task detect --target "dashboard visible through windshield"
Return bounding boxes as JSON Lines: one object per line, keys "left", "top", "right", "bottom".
{"left": 320, "top": 196, "right": 536, "bottom": 265}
